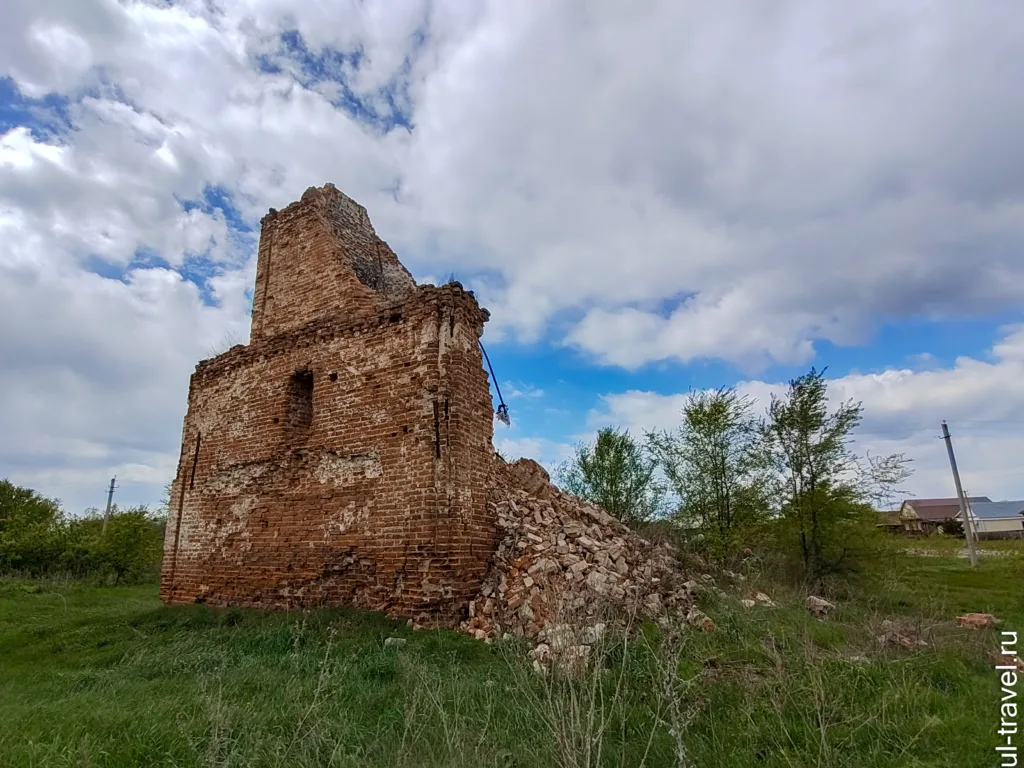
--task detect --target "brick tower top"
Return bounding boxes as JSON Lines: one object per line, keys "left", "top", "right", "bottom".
{"left": 249, "top": 183, "right": 417, "bottom": 342}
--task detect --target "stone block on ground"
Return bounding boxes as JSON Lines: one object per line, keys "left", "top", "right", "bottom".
{"left": 805, "top": 596, "right": 836, "bottom": 619}
{"left": 956, "top": 613, "right": 999, "bottom": 629}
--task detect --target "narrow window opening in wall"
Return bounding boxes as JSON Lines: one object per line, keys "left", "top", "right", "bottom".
{"left": 328, "top": 372, "right": 338, "bottom": 382}
{"left": 390, "top": 312, "right": 402, "bottom": 323}
{"left": 287, "top": 369, "right": 314, "bottom": 429}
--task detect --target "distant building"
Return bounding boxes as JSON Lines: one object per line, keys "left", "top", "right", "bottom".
{"left": 956, "top": 501, "right": 1024, "bottom": 540}
{"left": 898, "top": 497, "right": 992, "bottom": 534}
{"left": 876, "top": 511, "right": 904, "bottom": 533}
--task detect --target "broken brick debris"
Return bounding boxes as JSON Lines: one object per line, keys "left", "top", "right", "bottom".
{"left": 458, "top": 457, "right": 698, "bottom": 651}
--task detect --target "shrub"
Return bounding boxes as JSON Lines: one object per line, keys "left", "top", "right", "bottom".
{"left": 0, "top": 479, "right": 165, "bottom": 583}
{"left": 939, "top": 518, "right": 965, "bottom": 538}
{"left": 89, "top": 507, "right": 165, "bottom": 583}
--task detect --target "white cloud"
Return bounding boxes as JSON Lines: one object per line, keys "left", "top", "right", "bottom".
{"left": 1, "top": 0, "right": 1024, "bottom": 508}
{"left": 5, "top": 1, "right": 1024, "bottom": 348}
{"left": 596, "top": 326, "right": 1024, "bottom": 503}
{"left": 0, "top": 209, "right": 250, "bottom": 513}
{"left": 503, "top": 382, "right": 544, "bottom": 400}
{"left": 395, "top": 1, "right": 1024, "bottom": 364}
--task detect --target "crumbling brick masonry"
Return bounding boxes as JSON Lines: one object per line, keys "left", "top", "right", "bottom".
{"left": 160, "top": 184, "right": 496, "bottom": 620}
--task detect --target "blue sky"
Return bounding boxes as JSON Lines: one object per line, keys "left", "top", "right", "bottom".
{"left": 484, "top": 315, "right": 1024, "bottom": 463}
{"left": 1, "top": 0, "right": 1023, "bottom": 514}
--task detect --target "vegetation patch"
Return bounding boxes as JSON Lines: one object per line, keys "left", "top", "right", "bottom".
{"left": 0, "top": 546, "right": 1019, "bottom": 767}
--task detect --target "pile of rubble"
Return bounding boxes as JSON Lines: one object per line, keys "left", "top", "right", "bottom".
{"left": 458, "top": 456, "right": 711, "bottom": 660}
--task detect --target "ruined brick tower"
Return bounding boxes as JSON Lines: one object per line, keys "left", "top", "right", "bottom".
{"left": 160, "top": 183, "right": 496, "bottom": 619}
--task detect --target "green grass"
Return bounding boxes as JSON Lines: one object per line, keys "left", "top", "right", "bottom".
{"left": 0, "top": 548, "right": 1021, "bottom": 767}
{"left": 899, "top": 534, "right": 1024, "bottom": 556}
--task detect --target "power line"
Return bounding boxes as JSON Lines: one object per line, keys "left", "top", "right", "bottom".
{"left": 942, "top": 421, "right": 1024, "bottom": 428}
{"left": 865, "top": 417, "right": 1023, "bottom": 427}
{"left": 856, "top": 423, "right": 1023, "bottom": 438}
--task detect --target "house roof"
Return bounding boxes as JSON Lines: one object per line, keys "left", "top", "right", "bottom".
{"left": 900, "top": 497, "right": 991, "bottom": 522}
{"left": 961, "top": 501, "right": 1024, "bottom": 520}
{"left": 903, "top": 497, "right": 991, "bottom": 507}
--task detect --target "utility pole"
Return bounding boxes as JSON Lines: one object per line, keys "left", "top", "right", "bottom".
{"left": 102, "top": 476, "right": 117, "bottom": 535}
{"left": 941, "top": 422, "right": 978, "bottom": 567}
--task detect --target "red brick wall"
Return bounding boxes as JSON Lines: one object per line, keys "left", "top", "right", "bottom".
{"left": 161, "top": 186, "right": 496, "bottom": 620}
{"left": 250, "top": 184, "right": 416, "bottom": 342}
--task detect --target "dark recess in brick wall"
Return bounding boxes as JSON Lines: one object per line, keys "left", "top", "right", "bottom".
{"left": 287, "top": 370, "right": 314, "bottom": 431}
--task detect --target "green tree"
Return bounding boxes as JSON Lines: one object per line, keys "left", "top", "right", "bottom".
{"left": 0, "top": 480, "right": 66, "bottom": 575}
{"left": 647, "top": 387, "right": 769, "bottom": 564}
{"left": 0, "top": 480, "right": 62, "bottom": 532}
{"left": 556, "top": 428, "right": 664, "bottom": 527}
{"left": 762, "top": 368, "right": 912, "bottom": 581}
